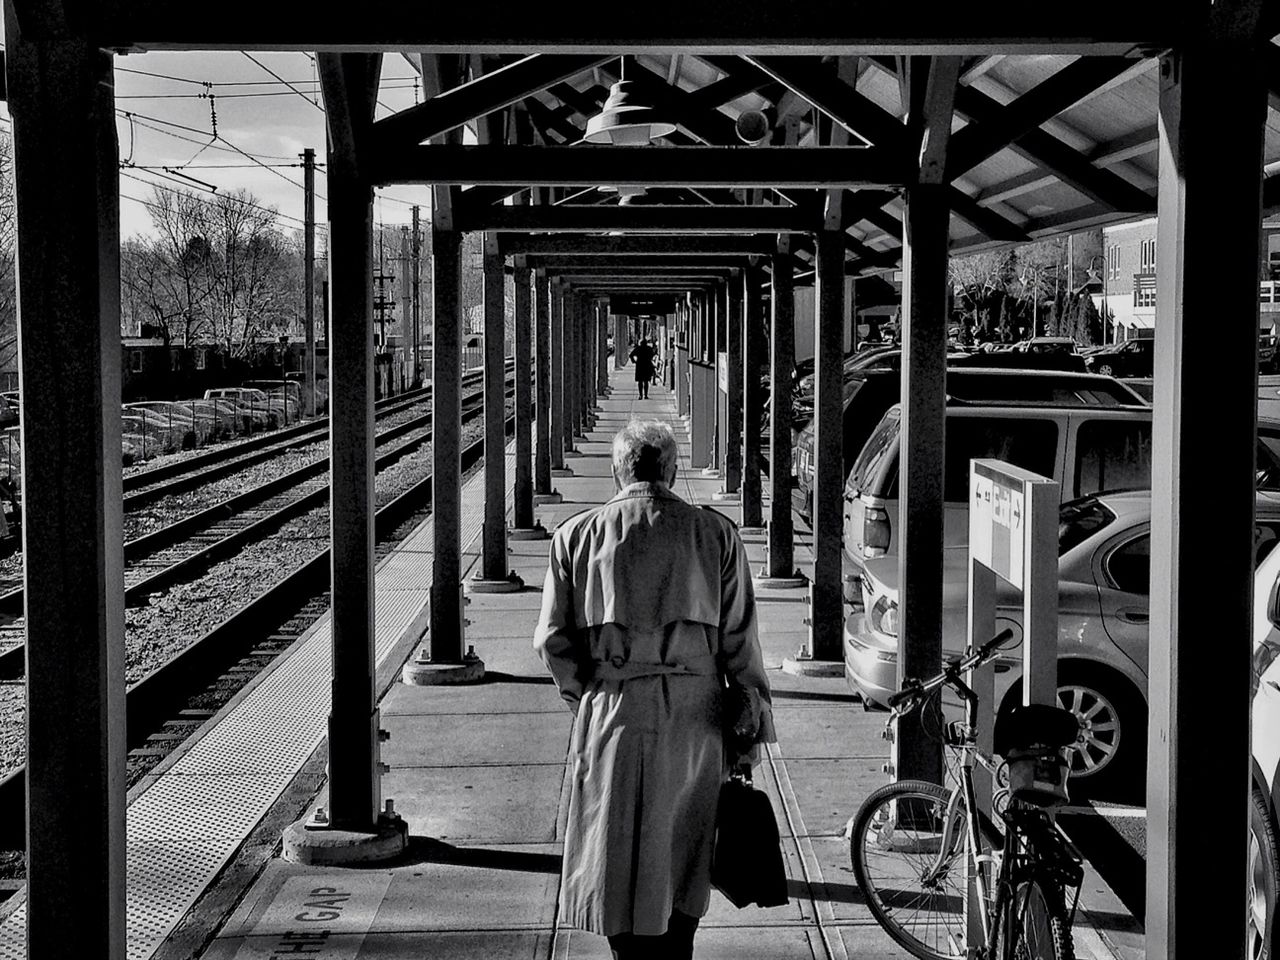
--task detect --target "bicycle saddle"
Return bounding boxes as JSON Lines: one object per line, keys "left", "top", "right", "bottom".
{"left": 994, "top": 703, "right": 1080, "bottom": 754}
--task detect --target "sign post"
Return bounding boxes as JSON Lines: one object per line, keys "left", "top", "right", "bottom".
{"left": 965, "top": 458, "right": 1060, "bottom": 942}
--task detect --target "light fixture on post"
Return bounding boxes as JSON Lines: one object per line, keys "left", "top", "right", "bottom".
{"left": 583, "top": 57, "right": 676, "bottom": 145}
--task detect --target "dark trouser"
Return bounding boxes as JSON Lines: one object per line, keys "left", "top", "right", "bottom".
{"left": 607, "top": 910, "right": 699, "bottom": 960}
{"left": 637, "top": 377, "right": 649, "bottom": 399}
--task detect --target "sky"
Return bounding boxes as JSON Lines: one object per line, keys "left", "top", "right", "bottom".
{"left": 4, "top": 49, "right": 442, "bottom": 241}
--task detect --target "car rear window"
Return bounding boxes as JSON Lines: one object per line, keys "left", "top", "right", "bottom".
{"left": 1073, "top": 420, "right": 1153, "bottom": 498}
{"left": 848, "top": 407, "right": 900, "bottom": 494}
{"left": 1059, "top": 498, "right": 1117, "bottom": 556}
{"left": 942, "top": 416, "right": 1059, "bottom": 502}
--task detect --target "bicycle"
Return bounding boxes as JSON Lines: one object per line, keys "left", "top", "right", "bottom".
{"left": 848, "top": 629, "right": 1085, "bottom": 960}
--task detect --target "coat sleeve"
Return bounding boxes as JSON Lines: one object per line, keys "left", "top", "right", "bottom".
{"left": 717, "top": 527, "right": 776, "bottom": 747}
{"left": 533, "top": 528, "right": 586, "bottom": 712}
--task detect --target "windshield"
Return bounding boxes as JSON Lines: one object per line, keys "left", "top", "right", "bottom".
{"left": 848, "top": 407, "right": 900, "bottom": 494}
{"left": 1059, "top": 497, "right": 1117, "bottom": 556}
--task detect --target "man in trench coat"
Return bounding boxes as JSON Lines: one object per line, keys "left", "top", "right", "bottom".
{"left": 534, "top": 419, "right": 775, "bottom": 960}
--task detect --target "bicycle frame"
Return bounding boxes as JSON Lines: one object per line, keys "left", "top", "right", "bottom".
{"left": 891, "top": 665, "right": 1081, "bottom": 959}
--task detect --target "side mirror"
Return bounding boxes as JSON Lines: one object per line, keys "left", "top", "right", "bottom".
{"left": 1269, "top": 573, "right": 1280, "bottom": 630}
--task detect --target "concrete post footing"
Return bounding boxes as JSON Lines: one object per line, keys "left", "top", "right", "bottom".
{"left": 738, "top": 526, "right": 767, "bottom": 536}
{"left": 701, "top": 467, "right": 721, "bottom": 478}
{"left": 712, "top": 490, "right": 740, "bottom": 502}
{"left": 508, "top": 524, "right": 551, "bottom": 541}
{"left": 468, "top": 572, "right": 526, "bottom": 594}
{"left": 563, "top": 450, "right": 584, "bottom": 458}
{"left": 282, "top": 812, "right": 408, "bottom": 865}
{"left": 782, "top": 656, "right": 845, "bottom": 678}
{"left": 754, "top": 571, "right": 808, "bottom": 589}
{"left": 550, "top": 468, "right": 574, "bottom": 477}
{"left": 573, "top": 434, "right": 589, "bottom": 442}
{"left": 401, "top": 649, "right": 487, "bottom": 685}
{"left": 533, "top": 491, "right": 563, "bottom": 505}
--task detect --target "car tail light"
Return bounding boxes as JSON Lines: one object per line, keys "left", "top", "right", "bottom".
{"left": 864, "top": 506, "right": 891, "bottom": 556}
{"left": 871, "top": 596, "right": 899, "bottom": 638}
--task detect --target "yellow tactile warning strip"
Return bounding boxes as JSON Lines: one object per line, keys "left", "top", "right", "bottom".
{"left": 0, "top": 445, "right": 517, "bottom": 960}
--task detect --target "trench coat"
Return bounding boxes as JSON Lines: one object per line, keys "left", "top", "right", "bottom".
{"left": 533, "top": 481, "right": 775, "bottom": 937}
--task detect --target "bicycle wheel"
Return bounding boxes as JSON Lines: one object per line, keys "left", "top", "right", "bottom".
{"left": 994, "top": 874, "right": 1075, "bottom": 960}
{"left": 850, "top": 780, "right": 970, "bottom": 960}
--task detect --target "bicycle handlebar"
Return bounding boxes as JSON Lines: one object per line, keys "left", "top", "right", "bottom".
{"left": 886, "top": 628, "right": 1016, "bottom": 711}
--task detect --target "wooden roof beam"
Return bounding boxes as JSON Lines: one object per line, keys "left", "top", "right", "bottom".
{"left": 84, "top": 4, "right": 1185, "bottom": 53}
{"left": 373, "top": 54, "right": 610, "bottom": 148}
{"left": 369, "top": 144, "right": 903, "bottom": 188}
{"left": 456, "top": 204, "right": 812, "bottom": 233}
{"left": 499, "top": 235, "right": 776, "bottom": 255}
{"left": 945, "top": 56, "right": 1139, "bottom": 178}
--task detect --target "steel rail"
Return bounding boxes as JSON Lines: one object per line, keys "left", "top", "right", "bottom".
{"left": 0, "top": 401, "right": 519, "bottom": 849}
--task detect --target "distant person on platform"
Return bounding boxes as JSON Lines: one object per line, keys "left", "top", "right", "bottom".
{"left": 629, "top": 337, "right": 656, "bottom": 400}
{"left": 533, "top": 419, "right": 775, "bottom": 960}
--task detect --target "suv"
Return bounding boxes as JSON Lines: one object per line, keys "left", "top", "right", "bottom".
{"left": 792, "top": 369, "right": 1145, "bottom": 524}
{"left": 842, "top": 399, "right": 1280, "bottom": 601}
{"left": 841, "top": 399, "right": 1153, "bottom": 600}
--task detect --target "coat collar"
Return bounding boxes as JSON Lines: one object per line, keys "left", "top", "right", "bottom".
{"left": 608, "top": 481, "right": 685, "bottom": 504}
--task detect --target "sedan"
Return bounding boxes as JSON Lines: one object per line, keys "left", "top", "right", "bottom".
{"left": 845, "top": 489, "right": 1280, "bottom": 797}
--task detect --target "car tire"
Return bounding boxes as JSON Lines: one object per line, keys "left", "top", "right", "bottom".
{"left": 1252, "top": 789, "right": 1278, "bottom": 960}
{"left": 998, "top": 665, "right": 1145, "bottom": 802}
{"left": 1097, "top": 362, "right": 1116, "bottom": 377}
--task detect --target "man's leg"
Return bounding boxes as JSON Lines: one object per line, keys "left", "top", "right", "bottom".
{"left": 662, "top": 911, "right": 700, "bottom": 960}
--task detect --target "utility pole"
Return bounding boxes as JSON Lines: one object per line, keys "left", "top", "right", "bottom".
{"left": 302, "top": 148, "right": 316, "bottom": 417}
{"left": 400, "top": 226, "right": 411, "bottom": 392}
{"left": 411, "top": 206, "right": 422, "bottom": 387}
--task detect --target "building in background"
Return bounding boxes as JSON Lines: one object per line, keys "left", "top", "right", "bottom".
{"left": 1099, "top": 215, "right": 1280, "bottom": 347}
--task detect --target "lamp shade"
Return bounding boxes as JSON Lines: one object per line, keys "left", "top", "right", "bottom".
{"left": 583, "top": 80, "right": 676, "bottom": 145}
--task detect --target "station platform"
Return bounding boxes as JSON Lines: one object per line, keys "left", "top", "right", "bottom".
{"left": 0, "top": 367, "right": 1135, "bottom": 960}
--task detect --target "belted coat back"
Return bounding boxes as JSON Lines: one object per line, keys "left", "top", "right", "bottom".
{"left": 533, "top": 481, "right": 774, "bottom": 937}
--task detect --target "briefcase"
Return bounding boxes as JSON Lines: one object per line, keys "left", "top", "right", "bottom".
{"left": 710, "top": 768, "right": 789, "bottom": 909}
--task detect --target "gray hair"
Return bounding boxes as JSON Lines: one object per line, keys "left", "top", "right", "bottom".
{"left": 612, "top": 419, "right": 678, "bottom": 484}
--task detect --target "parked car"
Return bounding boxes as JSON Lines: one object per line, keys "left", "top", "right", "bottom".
{"left": 841, "top": 396, "right": 1156, "bottom": 599}
{"left": 1083, "top": 338, "right": 1155, "bottom": 378}
{"left": 1119, "top": 378, "right": 1153, "bottom": 403}
{"left": 203, "top": 388, "right": 280, "bottom": 429}
{"left": 1249, "top": 542, "right": 1280, "bottom": 956}
{"left": 792, "top": 369, "right": 1145, "bottom": 525}
{"left": 242, "top": 380, "right": 302, "bottom": 420}
{"left": 845, "top": 489, "right": 1280, "bottom": 797}
{"left": 1014, "top": 336, "right": 1080, "bottom": 356}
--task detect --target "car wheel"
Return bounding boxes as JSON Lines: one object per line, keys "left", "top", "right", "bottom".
{"left": 1000, "top": 666, "right": 1144, "bottom": 801}
{"left": 1097, "top": 362, "right": 1116, "bottom": 377}
{"left": 1251, "top": 789, "right": 1278, "bottom": 960}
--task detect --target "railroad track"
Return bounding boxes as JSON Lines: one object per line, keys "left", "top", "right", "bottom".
{"left": 0, "top": 372, "right": 514, "bottom": 674}
{"left": 0, "top": 394, "right": 519, "bottom": 850}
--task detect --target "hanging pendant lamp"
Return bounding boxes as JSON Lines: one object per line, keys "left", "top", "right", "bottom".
{"left": 583, "top": 59, "right": 675, "bottom": 145}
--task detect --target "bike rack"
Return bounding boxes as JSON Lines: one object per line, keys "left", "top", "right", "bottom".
{"left": 965, "top": 459, "right": 1060, "bottom": 943}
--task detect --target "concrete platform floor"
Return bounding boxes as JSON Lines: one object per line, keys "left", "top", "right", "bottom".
{"left": 195, "top": 369, "right": 1132, "bottom": 960}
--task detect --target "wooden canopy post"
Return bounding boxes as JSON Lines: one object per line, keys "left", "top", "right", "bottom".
{"left": 471, "top": 234, "right": 523, "bottom": 591}
{"left": 6, "top": 14, "right": 126, "bottom": 954}
{"left": 894, "top": 57, "right": 960, "bottom": 785}
{"left": 1147, "top": 5, "right": 1266, "bottom": 956}
{"left": 759, "top": 235, "right": 804, "bottom": 586}
{"left": 741, "top": 260, "right": 766, "bottom": 530}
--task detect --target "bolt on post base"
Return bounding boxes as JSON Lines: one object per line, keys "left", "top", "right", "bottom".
{"left": 283, "top": 804, "right": 407, "bottom": 865}
{"left": 753, "top": 569, "right": 808, "bottom": 589}
{"left": 401, "top": 644, "right": 486, "bottom": 686}
{"left": 468, "top": 571, "right": 525, "bottom": 594}
{"left": 508, "top": 523, "right": 550, "bottom": 541}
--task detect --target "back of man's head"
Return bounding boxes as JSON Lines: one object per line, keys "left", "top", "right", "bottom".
{"left": 612, "top": 419, "right": 678, "bottom": 486}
